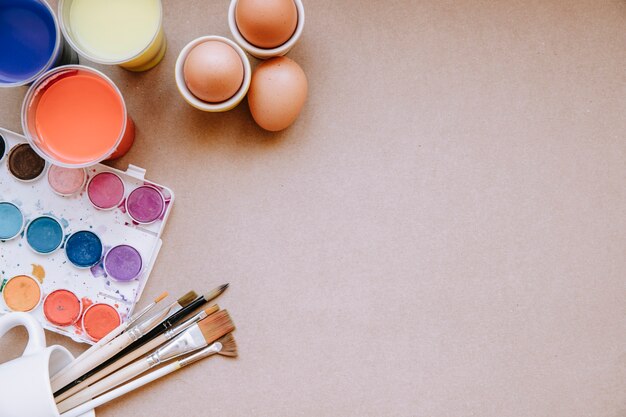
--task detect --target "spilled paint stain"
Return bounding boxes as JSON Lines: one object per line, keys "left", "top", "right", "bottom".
{"left": 81, "top": 297, "right": 94, "bottom": 310}
{"left": 31, "top": 264, "right": 45, "bottom": 283}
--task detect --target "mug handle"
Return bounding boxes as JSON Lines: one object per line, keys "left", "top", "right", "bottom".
{"left": 0, "top": 312, "right": 46, "bottom": 356}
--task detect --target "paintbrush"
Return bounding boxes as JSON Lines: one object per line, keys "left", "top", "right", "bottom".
{"left": 55, "top": 304, "right": 219, "bottom": 403}
{"left": 57, "top": 311, "right": 235, "bottom": 414}
{"left": 51, "top": 291, "right": 169, "bottom": 381}
{"left": 54, "top": 284, "right": 228, "bottom": 397}
{"left": 51, "top": 290, "right": 198, "bottom": 393}
{"left": 60, "top": 333, "right": 237, "bottom": 417}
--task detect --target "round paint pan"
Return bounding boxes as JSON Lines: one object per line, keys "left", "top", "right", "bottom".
{"left": 0, "top": 201, "right": 25, "bottom": 241}
{"left": 0, "top": 133, "right": 6, "bottom": 164}
{"left": 43, "top": 289, "right": 82, "bottom": 327}
{"left": 2, "top": 275, "right": 42, "bottom": 312}
{"left": 7, "top": 143, "right": 46, "bottom": 182}
{"left": 104, "top": 244, "right": 143, "bottom": 282}
{"left": 125, "top": 185, "right": 165, "bottom": 224}
{"left": 47, "top": 165, "right": 87, "bottom": 196}
{"left": 86, "top": 171, "right": 125, "bottom": 210}
{"left": 81, "top": 303, "right": 121, "bottom": 342}
{"left": 25, "top": 215, "right": 64, "bottom": 254}
{"left": 65, "top": 230, "right": 103, "bottom": 268}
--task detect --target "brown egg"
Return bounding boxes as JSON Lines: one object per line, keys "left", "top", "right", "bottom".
{"left": 248, "top": 56, "right": 307, "bottom": 132}
{"left": 183, "top": 41, "right": 244, "bottom": 103}
{"left": 235, "top": 0, "right": 298, "bottom": 49}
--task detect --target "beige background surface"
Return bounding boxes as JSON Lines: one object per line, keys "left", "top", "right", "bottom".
{"left": 1, "top": 0, "right": 626, "bottom": 416}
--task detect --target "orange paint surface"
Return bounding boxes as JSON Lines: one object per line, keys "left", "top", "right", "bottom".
{"left": 3, "top": 275, "right": 41, "bottom": 312}
{"left": 44, "top": 289, "right": 82, "bottom": 327}
{"left": 82, "top": 303, "right": 120, "bottom": 341}
{"left": 33, "top": 71, "right": 125, "bottom": 165}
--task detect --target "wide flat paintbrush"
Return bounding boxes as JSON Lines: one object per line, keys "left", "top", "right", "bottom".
{"left": 54, "top": 284, "right": 228, "bottom": 397}
{"left": 55, "top": 305, "right": 219, "bottom": 403}
{"left": 51, "top": 291, "right": 169, "bottom": 383}
{"left": 60, "top": 333, "right": 237, "bottom": 417}
{"left": 57, "top": 311, "right": 235, "bottom": 414}
{"left": 51, "top": 290, "right": 198, "bottom": 393}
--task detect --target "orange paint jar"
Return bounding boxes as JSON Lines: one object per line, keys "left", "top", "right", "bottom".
{"left": 21, "top": 65, "right": 135, "bottom": 168}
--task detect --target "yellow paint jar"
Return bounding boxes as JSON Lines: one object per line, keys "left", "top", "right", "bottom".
{"left": 58, "top": 0, "right": 166, "bottom": 72}
{"left": 2, "top": 275, "right": 42, "bottom": 312}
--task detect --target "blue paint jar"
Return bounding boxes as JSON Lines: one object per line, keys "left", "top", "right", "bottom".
{"left": 0, "top": 0, "right": 78, "bottom": 87}
{"left": 0, "top": 202, "right": 24, "bottom": 240}
{"left": 65, "top": 230, "right": 103, "bottom": 268}
{"left": 26, "top": 215, "right": 64, "bottom": 253}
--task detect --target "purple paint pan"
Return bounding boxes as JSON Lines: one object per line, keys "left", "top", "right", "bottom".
{"left": 104, "top": 244, "right": 143, "bottom": 282}
{"left": 125, "top": 185, "right": 165, "bottom": 224}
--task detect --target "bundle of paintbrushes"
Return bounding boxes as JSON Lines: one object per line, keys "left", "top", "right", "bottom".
{"left": 50, "top": 284, "right": 237, "bottom": 416}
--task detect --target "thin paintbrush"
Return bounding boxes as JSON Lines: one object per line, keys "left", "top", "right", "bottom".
{"left": 60, "top": 333, "right": 237, "bottom": 417}
{"left": 55, "top": 305, "right": 219, "bottom": 403}
{"left": 51, "top": 290, "right": 197, "bottom": 393}
{"left": 54, "top": 284, "right": 228, "bottom": 397}
{"left": 57, "top": 312, "right": 235, "bottom": 414}
{"left": 51, "top": 291, "right": 169, "bottom": 381}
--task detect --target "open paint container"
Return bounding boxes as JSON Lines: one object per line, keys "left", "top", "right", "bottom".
{"left": 43, "top": 289, "right": 82, "bottom": 327}
{"left": 58, "top": 0, "right": 166, "bottom": 72}
{"left": 0, "top": 202, "right": 25, "bottom": 241}
{"left": 65, "top": 230, "right": 104, "bottom": 269}
{"left": 0, "top": 0, "right": 78, "bottom": 87}
{"left": 104, "top": 245, "right": 143, "bottom": 282}
{"left": 82, "top": 303, "right": 121, "bottom": 342}
{"left": 25, "top": 215, "right": 64, "bottom": 255}
{"left": 87, "top": 171, "right": 126, "bottom": 210}
{"left": 0, "top": 134, "right": 6, "bottom": 163}
{"left": 1, "top": 275, "right": 42, "bottom": 312}
{"left": 21, "top": 65, "right": 136, "bottom": 168}
{"left": 126, "top": 185, "right": 166, "bottom": 224}
{"left": 47, "top": 165, "right": 87, "bottom": 196}
{"left": 7, "top": 143, "right": 47, "bottom": 182}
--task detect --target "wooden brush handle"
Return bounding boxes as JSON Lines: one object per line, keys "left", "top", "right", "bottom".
{"left": 57, "top": 359, "right": 151, "bottom": 413}
{"left": 60, "top": 363, "right": 180, "bottom": 417}
{"left": 55, "top": 334, "right": 166, "bottom": 403}
{"left": 51, "top": 333, "right": 133, "bottom": 392}
{"left": 51, "top": 322, "right": 128, "bottom": 385}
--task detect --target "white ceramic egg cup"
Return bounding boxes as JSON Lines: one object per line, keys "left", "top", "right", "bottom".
{"left": 228, "top": 0, "right": 305, "bottom": 59}
{"left": 175, "top": 35, "right": 251, "bottom": 112}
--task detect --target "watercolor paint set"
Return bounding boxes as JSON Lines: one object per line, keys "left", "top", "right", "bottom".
{"left": 0, "top": 127, "right": 174, "bottom": 344}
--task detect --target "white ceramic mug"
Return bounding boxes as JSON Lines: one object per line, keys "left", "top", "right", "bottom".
{"left": 0, "top": 313, "right": 95, "bottom": 417}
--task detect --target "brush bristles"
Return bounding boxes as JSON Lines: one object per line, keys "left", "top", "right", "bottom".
{"left": 177, "top": 291, "right": 198, "bottom": 307}
{"left": 204, "top": 304, "right": 219, "bottom": 316}
{"left": 155, "top": 291, "right": 168, "bottom": 303}
{"left": 217, "top": 333, "right": 237, "bottom": 357}
{"left": 198, "top": 310, "right": 235, "bottom": 345}
{"left": 203, "top": 284, "right": 229, "bottom": 303}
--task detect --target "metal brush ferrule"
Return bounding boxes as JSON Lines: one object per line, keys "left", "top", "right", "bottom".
{"left": 128, "top": 303, "right": 182, "bottom": 341}
{"left": 164, "top": 311, "right": 207, "bottom": 340}
{"left": 178, "top": 343, "right": 221, "bottom": 368}
{"left": 148, "top": 325, "right": 207, "bottom": 366}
